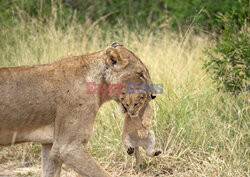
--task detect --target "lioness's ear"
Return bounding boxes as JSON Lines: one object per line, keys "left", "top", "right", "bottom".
{"left": 111, "top": 41, "right": 123, "bottom": 48}
{"left": 106, "top": 47, "right": 128, "bottom": 71}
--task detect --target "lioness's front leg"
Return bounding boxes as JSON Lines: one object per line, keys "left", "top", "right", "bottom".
{"left": 51, "top": 105, "right": 112, "bottom": 177}
{"left": 42, "top": 144, "right": 62, "bottom": 177}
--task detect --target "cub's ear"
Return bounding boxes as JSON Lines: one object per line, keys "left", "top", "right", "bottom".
{"left": 151, "top": 93, "right": 156, "bottom": 100}
{"left": 106, "top": 47, "right": 128, "bottom": 71}
{"left": 118, "top": 102, "right": 127, "bottom": 114}
{"left": 145, "top": 93, "right": 156, "bottom": 101}
{"left": 117, "top": 91, "right": 127, "bottom": 114}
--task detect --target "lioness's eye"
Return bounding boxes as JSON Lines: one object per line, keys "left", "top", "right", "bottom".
{"left": 139, "top": 73, "right": 144, "bottom": 79}
{"left": 126, "top": 104, "right": 129, "bottom": 108}
{"left": 134, "top": 103, "right": 138, "bottom": 107}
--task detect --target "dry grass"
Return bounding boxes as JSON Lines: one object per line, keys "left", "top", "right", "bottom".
{"left": 0, "top": 12, "right": 249, "bottom": 177}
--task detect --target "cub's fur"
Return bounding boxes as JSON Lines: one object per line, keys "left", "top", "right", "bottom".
{"left": 119, "top": 94, "right": 161, "bottom": 170}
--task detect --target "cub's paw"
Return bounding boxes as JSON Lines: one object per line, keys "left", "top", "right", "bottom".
{"left": 154, "top": 150, "right": 162, "bottom": 156}
{"left": 137, "top": 129, "right": 148, "bottom": 138}
{"left": 127, "top": 147, "right": 135, "bottom": 155}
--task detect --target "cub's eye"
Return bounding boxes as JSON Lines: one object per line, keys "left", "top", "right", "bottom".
{"left": 125, "top": 104, "right": 129, "bottom": 108}
{"left": 140, "top": 96, "right": 145, "bottom": 100}
{"left": 134, "top": 103, "right": 138, "bottom": 107}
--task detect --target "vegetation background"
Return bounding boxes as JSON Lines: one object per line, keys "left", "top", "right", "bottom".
{"left": 0, "top": 0, "right": 249, "bottom": 176}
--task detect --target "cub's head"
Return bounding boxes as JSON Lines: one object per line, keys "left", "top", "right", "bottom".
{"left": 105, "top": 42, "right": 156, "bottom": 100}
{"left": 118, "top": 93, "right": 150, "bottom": 118}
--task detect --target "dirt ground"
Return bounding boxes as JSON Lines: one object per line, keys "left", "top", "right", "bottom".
{"left": 0, "top": 161, "right": 79, "bottom": 177}
{"left": 0, "top": 161, "right": 147, "bottom": 177}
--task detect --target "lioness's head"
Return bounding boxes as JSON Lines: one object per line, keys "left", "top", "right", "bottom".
{"left": 118, "top": 93, "right": 150, "bottom": 118}
{"left": 105, "top": 42, "right": 156, "bottom": 100}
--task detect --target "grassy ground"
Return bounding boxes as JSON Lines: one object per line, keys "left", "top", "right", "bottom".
{"left": 0, "top": 13, "right": 249, "bottom": 177}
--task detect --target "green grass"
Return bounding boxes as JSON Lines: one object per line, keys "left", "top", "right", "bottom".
{"left": 0, "top": 10, "right": 249, "bottom": 177}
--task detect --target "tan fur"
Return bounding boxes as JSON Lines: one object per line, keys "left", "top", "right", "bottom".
{"left": 120, "top": 94, "right": 161, "bottom": 171}
{"left": 0, "top": 42, "right": 155, "bottom": 177}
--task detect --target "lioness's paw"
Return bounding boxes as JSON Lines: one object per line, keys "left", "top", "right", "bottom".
{"left": 127, "top": 147, "right": 135, "bottom": 155}
{"left": 134, "top": 165, "right": 141, "bottom": 171}
{"left": 154, "top": 150, "right": 162, "bottom": 156}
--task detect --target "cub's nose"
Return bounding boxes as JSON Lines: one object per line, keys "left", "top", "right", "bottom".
{"left": 129, "top": 110, "right": 137, "bottom": 117}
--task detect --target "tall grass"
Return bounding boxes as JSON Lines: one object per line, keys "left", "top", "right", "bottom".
{"left": 0, "top": 10, "right": 249, "bottom": 177}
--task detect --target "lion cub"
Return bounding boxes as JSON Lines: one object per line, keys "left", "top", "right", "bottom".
{"left": 119, "top": 94, "right": 161, "bottom": 170}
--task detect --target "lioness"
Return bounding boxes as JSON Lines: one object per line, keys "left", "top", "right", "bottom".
{"left": 0, "top": 42, "right": 156, "bottom": 177}
{"left": 119, "top": 94, "right": 161, "bottom": 171}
